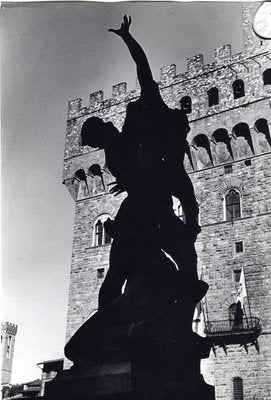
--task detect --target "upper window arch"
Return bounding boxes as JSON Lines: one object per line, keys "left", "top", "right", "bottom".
{"left": 232, "top": 122, "right": 255, "bottom": 155}
{"left": 180, "top": 96, "right": 192, "bottom": 114}
{"left": 93, "top": 214, "right": 112, "bottom": 247}
{"left": 73, "top": 169, "right": 90, "bottom": 199}
{"left": 212, "top": 128, "right": 234, "bottom": 161}
{"left": 232, "top": 79, "right": 245, "bottom": 99}
{"left": 263, "top": 68, "right": 271, "bottom": 85}
{"left": 192, "top": 134, "right": 214, "bottom": 166}
{"left": 254, "top": 118, "right": 271, "bottom": 148}
{"left": 224, "top": 189, "right": 241, "bottom": 221}
{"left": 207, "top": 87, "right": 219, "bottom": 107}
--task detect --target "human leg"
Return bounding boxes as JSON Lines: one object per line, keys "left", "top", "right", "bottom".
{"left": 98, "top": 238, "right": 127, "bottom": 310}
{"left": 159, "top": 213, "right": 198, "bottom": 282}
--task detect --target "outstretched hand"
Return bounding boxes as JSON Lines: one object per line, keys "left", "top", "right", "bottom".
{"left": 109, "top": 15, "right": 131, "bottom": 37}
{"left": 108, "top": 181, "right": 125, "bottom": 196}
{"left": 108, "top": 174, "right": 140, "bottom": 196}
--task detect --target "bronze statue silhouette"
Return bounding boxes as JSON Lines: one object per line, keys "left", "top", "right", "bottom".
{"left": 80, "top": 16, "right": 203, "bottom": 309}
{"left": 65, "top": 16, "right": 208, "bottom": 367}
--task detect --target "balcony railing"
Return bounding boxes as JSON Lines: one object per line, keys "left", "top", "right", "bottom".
{"left": 204, "top": 317, "right": 261, "bottom": 349}
{"left": 204, "top": 317, "right": 261, "bottom": 335}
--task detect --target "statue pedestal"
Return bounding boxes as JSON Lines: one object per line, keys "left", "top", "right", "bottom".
{"left": 45, "top": 361, "right": 132, "bottom": 399}
{"left": 45, "top": 326, "right": 215, "bottom": 400}
{"left": 46, "top": 282, "right": 215, "bottom": 400}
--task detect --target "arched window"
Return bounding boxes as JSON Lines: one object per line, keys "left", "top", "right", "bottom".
{"left": 263, "top": 68, "right": 271, "bottom": 85}
{"left": 88, "top": 164, "right": 106, "bottom": 195}
{"left": 255, "top": 118, "right": 271, "bottom": 148}
{"left": 172, "top": 196, "right": 186, "bottom": 223}
{"left": 207, "top": 87, "right": 219, "bottom": 106}
{"left": 93, "top": 215, "right": 112, "bottom": 246}
{"left": 95, "top": 220, "right": 103, "bottom": 246}
{"left": 232, "top": 377, "right": 244, "bottom": 400}
{"left": 192, "top": 134, "right": 214, "bottom": 166}
{"left": 73, "top": 169, "right": 90, "bottom": 198}
{"left": 172, "top": 196, "right": 200, "bottom": 225}
{"left": 232, "top": 79, "right": 245, "bottom": 99}
{"left": 232, "top": 122, "right": 255, "bottom": 155}
{"left": 212, "top": 128, "right": 234, "bottom": 161}
{"left": 180, "top": 96, "right": 192, "bottom": 114}
{"left": 225, "top": 189, "right": 241, "bottom": 221}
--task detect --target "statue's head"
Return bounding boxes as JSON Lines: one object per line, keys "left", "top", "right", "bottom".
{"left": 81, "top": 117, "right": 118, "bottom": 149}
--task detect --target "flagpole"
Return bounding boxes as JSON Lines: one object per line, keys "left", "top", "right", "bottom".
{"left": 243, "top": 301, "right": 249, "bottom": 330}
{"left": 243, "top": 264, "right": 253, "bottom": 328}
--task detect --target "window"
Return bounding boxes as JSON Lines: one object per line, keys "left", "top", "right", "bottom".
{"left": 97, "top": 268, "right": 105, "bottom": 279}
{"left": 263, "top": 68, "right": 271, "bottom": 85}
{"left": 225, "top": 189, "right": 241, "bottom": 221}
{"left": 207, "top": 87, "right": 219, "bottom": 106}
{"left": 180, "top": 96, "right": 192, "bottom": 114}
{"left": 172, "top": 196, "right": 186, "bottom": 223}
{"left": 235, "top": 241, "right": 244, "bottom": 253}
{"left": 88, "top": 164, "right": 106, "bottom": 195}
{"left": 104, "top": 230, "right": 111, "bottom": 244}
{"left": 95, "top": 220, "right": 103, "bottom": 246}
{"left": 73, "top": 169, "right": 90, "bottom": 198}
{"left": 254, "top": 119, "right": 271, "bottom": 148}
{"left": 228, "top": 303, "right": 237, "bottom": 329}
{"left": 6, "top": 336, "right": 12, "bottom": 358}
{"left": 233, "top": 269, "right": 241, "bottom": 282}
{"left": 224, "top": 164, "right": 233, "bottom": 174}
{"left": 93, "top": 215, "right": 112, "bottom": 246}
{"left": 232, "top": 122, "right": 255, "bottom": 155}
{"left": 233, "top": 377, "right": 244, "bottom": 400}
{"left": 232, "top": 79, "right": 245, "bottom": 99}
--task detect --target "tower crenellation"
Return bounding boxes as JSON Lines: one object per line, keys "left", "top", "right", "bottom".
{"left": 1, "top": 322, "right": 18, "bottom": 336}
{"left": 67, "top": 43, "right": 271, "bottom": 128}
{"left": 64, "top": 43, "right": 271, "bottom": 191}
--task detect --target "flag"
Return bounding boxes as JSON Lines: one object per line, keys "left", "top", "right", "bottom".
{"left": 236, "top": 266, "right": 247, "bottom": 308}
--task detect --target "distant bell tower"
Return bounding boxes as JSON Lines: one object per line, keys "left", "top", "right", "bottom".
{"left": 1, "top": 322, "right": 18, "bottom": 385}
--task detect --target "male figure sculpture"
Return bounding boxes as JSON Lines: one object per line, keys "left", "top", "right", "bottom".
{"left": 81, "top": 16, "right": 202, "bottom": 309}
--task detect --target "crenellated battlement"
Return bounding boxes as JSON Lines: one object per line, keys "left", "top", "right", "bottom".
{"left": 67, "top": 40, "right": 271, "bottom": 121}
{"left": 1, "top": 321, "right": 18, "bottom": 335}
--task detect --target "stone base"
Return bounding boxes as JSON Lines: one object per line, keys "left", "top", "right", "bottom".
{"left": 45, "top": 341, "right": 215, "bottom": 400}
{"left": 45, "top": 361, "right": 132, "bottom": 399}
{"left": 47, "top": 283, "right": 214, "bottom": 399}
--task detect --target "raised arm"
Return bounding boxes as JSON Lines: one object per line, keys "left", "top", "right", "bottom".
{"left": 109, "top": 16, "right": 154, "bottom": 95}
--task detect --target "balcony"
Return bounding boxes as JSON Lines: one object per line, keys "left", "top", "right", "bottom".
{"left": 204, "top": 317, "right": 261, "bottom": 352}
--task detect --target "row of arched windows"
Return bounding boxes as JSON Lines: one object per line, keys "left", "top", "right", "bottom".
{"left": 186, "top": 118, "right": 271, "bottom": 170}
{"left": 72, "top": 164, "right": 108, "bottom": 200}
{"left": 173, "top": 188, "right": 242, "bottom": 228}
{"left": 73, "top": 117, "right": 270, "bottom": 200}
{"left": 180, "top": 68, "right": 271, "bottom": 113}
{"left": 92, "top": 188, "right": 242, "bottom": 247}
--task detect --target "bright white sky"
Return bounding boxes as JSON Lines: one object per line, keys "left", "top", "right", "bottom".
{"left": 1, "top": 1, "right": 244, "bottom": 383}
